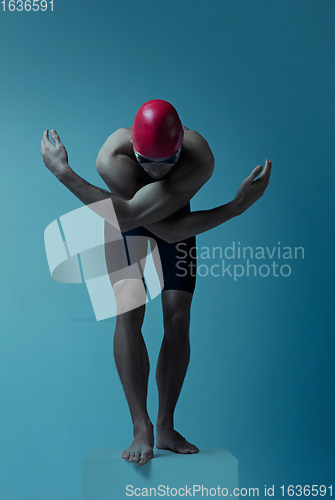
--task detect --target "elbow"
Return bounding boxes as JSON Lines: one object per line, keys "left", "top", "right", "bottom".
{"left": 166, "top": 235, "right": 180, "bottom": 244}
{"left": 118, "top": 218, "right": 133, "bottom": 233}
{"left": 118, "top": 213, "right": 139, "bottom": 233}
{"left": 144, "top": 225, "right": 176, "bottom": 243}
{"left": 161, "top": 236, "right": 174, "bottom": 244}
{"left": 159, "top": 232, "right": 179, "bottom": 244}
{"left": 113, "top": 202, "right": 138, "bottom": 233}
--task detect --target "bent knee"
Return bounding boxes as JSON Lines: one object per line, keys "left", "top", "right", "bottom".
{"left": 114, "top": 279, "right": 147, "bottom": 318}
{"left": 163, "top": 308, "right": 191, "bottom": 338}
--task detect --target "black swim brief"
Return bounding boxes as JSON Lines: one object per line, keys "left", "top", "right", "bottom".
{"left": 121, "top": 203, "right": 197, "bottom": 294}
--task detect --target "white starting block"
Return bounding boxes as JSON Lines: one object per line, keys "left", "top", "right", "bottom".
{"left": 83, "top": 449, "right": 239, "bottom": 499}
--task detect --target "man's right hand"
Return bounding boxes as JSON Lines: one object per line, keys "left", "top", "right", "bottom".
{"left": 40, "top": 129, "right": 71, "bottom": 180}
{"left": 232, "top": 159, "right": 272, "bottom": 215}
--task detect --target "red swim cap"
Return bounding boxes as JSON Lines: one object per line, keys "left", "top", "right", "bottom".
{"left": 131, "top": 99, "right": 184, "bottom": 160}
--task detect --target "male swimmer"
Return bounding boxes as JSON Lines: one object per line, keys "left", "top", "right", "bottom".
{"left": 41, "top": 99, "right": 272, "bottom": 466}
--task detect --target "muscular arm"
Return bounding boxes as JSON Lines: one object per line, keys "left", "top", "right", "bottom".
{"left": 56, "top": 167, "right": 196, "bottom": 231}
{"left": 97, "top": 153, "right": 202, "bottom": 229}
{"left": 145, "top": 204, "right": 237, "bottom": 243}
{"left": 41, "top": 129, "right": 272, "bottom": 241}
{"left": 41, "top": 129, "right": 212, "bottom": 231}
{"left": 145, "top": 161, "right": 272, "bottom": 242}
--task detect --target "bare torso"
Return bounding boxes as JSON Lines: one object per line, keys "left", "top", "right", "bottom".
{"left": 96, "top": 126, "right": 215, "bottom": 206}
{"left": 41, "top": 124, "right": 271, "bottom": 236}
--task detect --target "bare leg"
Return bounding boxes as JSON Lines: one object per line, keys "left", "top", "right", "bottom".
{"left": 113, "top": 280, "right": 154, "bottom": 466}
{"left": 156, "top": 290, "right": 199, "bottom": 454}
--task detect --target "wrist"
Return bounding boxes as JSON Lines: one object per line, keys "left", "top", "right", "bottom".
{"left": 228, "top": 199, "right": 243, "bottom": 217}
{"left": 56, "top": 163, "right": 74, "bottom": 183}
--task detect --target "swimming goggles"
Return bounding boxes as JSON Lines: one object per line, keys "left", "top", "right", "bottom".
{"left": 134, "top": 149, "right": 181, "bottom": 165}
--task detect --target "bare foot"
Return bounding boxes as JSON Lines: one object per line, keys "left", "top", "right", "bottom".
{"left": 156, "top": 427, "right": 199, "bottom": 454}
{"left": 121, "top": 425, "right": 154, "bottom": 466}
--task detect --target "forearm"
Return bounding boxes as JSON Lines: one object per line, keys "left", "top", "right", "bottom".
{"left": 58, "top": 166, "right": 195, "bottom": 232}
{"left": 42, "top": 130, "right": 272, "bottom": 239}
{"left": 57, "top": 167, "right": 131, "bottom": 229}
{"left": 57, "top": 167, "right": 181, "bottom": 232}
{"left": 56, "top": 168, "right": 239, "bottom": 240}
{"left": 58, "top": 167, "right": 111, "bottom": 203}
{"left": 145, "top": 201, "right": 240, "bottom": 243}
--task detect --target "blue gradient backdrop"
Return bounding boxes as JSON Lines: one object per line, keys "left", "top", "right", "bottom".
{"left": 0, "top": 0, "right": 334, "bottom": 498}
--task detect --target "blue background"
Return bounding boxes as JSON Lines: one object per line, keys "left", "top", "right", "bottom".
{"left": 0, "top": 0, "right": 334, "bottom": 498}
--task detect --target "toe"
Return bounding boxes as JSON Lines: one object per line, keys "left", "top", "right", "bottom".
{"left": 190, "top": 447, "right": 199, "bottom": 453}
{"left": 138, "top": 452, "right": 151, "bottom": 466}
{"left": 178, "top": 441, "right": 199, "bottom": 454}
{"left": 121, "top": 451, "right": 130, "bottom": 460}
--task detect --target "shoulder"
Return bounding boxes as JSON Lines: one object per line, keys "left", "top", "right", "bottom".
{"left": 169, "top": 129, "right": 214, "bottom": 191}
{"left": 183, "top": 129, "right": 214, "bottom": 168}
{"left": 96, "top": 128, "right": 132, "bottom": 171}
{"left": 96, "top": 128, "right": 144, "bottom": 199}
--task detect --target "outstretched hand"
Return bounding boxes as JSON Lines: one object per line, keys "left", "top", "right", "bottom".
{"left": 40, "top": 129, "right": 70, "bottom": 179}
{"left": 233, "top": 159, "right": 272, "bottom": 215}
